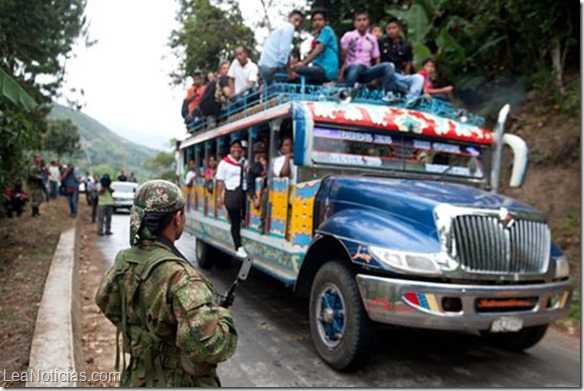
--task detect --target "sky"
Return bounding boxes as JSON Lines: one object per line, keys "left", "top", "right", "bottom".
{"left": 58, "top": 0, "right": 305, "bottom": 151}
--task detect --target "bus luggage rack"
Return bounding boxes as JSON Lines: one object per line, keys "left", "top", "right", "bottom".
{"left": 188, "top": 81, "right": 485, "bottom": 133}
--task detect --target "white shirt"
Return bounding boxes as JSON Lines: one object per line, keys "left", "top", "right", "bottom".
{"left": 273, "top": 155, "right": 297, "bottom": 184}
{"left": 48, "top": 165, "right": 61, "bottom": 182}
{"left": 216, "top": 156, "right": 247, "bottom": 191}
{"left": 228, "top": 59, "right": 259, "bottom": 95}
{"left": 184, "top": 170, "right": 196, "bottom": 186}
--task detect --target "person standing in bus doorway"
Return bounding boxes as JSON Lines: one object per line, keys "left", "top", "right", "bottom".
{"left": 216, "top": 139, "right": 248, "bottom": 258}
{"left": 273, "top": 136, "right": 297, "bottom": 185}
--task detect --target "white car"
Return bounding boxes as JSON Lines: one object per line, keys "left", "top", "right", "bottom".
{"left": 111, "top": 181, "right": 138, "bottom": 212}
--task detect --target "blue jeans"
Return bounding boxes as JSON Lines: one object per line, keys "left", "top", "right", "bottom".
{"left": 67, "top": 191, "right": 78, "bottom": 216}
{"left": 49, "top": 181, "right": 59, "bottom": 200}
{"left": 343, "top": 63, "right": 396, "bottom": 93}
{"left": 259, "top": 65, "right": 283, "bottom": 86}
{"left": 395, "top": 73, "right": 424, "bottom": 104}
{"left": 227, "top": 87, "right": 260, "bottom": 112}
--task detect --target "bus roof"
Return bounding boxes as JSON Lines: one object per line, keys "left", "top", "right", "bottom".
{"left": 306, "top": 101, "right": 494, "bottom": 146}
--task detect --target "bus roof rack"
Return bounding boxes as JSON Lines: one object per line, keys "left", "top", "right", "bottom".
{"left": 188, "top": 81, "right": 485, "bottom": 134}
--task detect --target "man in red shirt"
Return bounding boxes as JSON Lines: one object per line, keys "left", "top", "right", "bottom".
{"left": 182, "top": 69, "right": 206, "bottom": 131}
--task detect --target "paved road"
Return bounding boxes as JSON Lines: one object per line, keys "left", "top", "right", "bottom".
{"left": 97, "top": 214, "right": 581, "bottom": 387}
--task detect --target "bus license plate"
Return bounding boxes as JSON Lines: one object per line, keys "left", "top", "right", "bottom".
{"left": 490, "top": 316, "right": 523, "bottom": 332}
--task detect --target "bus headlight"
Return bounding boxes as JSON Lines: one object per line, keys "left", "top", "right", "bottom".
{"left": 555, "top": 256, "right": 570, "bottom": 279}
{"left": 368, "top": 246, "right": 442, "bottom": 276}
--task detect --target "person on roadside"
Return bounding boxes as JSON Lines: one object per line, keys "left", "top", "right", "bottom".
{"left": 97, "top": 174, "right": 115, "bottom": 235}
{"left": 118, "top": 170, "right": 128, "bottom": 182}
{"left": 291, "top": 8, "right": 339, "bottom": 85}
{"left": 258, "top": 10, "right": 305, "bottom": 85}
{"left": 216, "top": 139, "right": 248, "bottom": 258}
{"left": 339, "top": 10, "right": 397, "bottom": 101}
{"left": 48, "top": 160, "right": 61, "bottom": 200}
{"left": 95, "top": 179, "right": 238, "bottom": 387}
{"left": 86, "top": 172, "right": 99, "bottom": 223}
{"left": 27, "top": 153, "right": 45, "bottom": 218}
{"left": 61, "top": 164, "right": 82, "bottom": 218}
{"left": 128, "top": 172, "right": 137, "bottom": 183}
{"left": 4, "top": 180, "right": 29, "bottom": 218}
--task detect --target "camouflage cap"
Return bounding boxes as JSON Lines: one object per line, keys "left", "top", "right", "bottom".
{"left": 129, "top": 180, "right": 185, "bottom": 246}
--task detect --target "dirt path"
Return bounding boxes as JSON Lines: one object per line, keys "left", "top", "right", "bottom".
{"left": 0, "top": 198, "right": 74, "bottom": 387}
{"left": 78, "top": 204, "right": 118, "bottom": 387}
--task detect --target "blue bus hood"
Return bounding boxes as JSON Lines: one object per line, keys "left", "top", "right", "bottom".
{"left": 317, "top": 177, "right": 546, "bottom": 253}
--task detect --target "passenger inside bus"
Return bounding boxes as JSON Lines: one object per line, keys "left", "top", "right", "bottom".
{"left": 204, "top": 155, "right": 217, "bottom": 193}
{"left": 247, "top": 141, "right": 269, "bottom": 230}
{"left": 273, "top": 135, "right": 296, "bottom": 184}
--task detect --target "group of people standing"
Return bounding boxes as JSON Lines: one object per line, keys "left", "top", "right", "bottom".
{"left": 181, "top": 8, "right": 453, "bottom": 132}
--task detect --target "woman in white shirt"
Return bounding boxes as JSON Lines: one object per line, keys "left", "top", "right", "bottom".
{"left": 216, "top": 139, "right": 248, "bottom": 258}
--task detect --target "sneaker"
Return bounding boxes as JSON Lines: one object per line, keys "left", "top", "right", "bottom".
{"left": 105, "top": 231, "right": 113, "bottom": 236}
{"left": 381, "top": 91, "right": 401, "bottom": 103}
{"left": 235, "top": 247, "right": 248, "bottom": 258}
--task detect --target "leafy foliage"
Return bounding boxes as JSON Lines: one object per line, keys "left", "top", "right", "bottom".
{"left": 144, "top": 151, "right": 176, "bottom": 181}
{"left": 0, "top": 0, "right": 87, "bottom": 201}
{"left": 170, "top": 0, "right": 256, "bottom": 79}
{"left": 43, "top": 119, "right": 81, "bottom": 159}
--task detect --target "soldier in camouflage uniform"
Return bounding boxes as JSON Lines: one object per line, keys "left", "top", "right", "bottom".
{"left": 96, "top": 179, "right": 238, "bottom": 387}
{"left": 27, "top": 153, "right": 45, "bottom": 218}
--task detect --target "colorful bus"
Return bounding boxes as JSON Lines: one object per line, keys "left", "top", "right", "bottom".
{"left": 177, "top": 83, "right": 572, "bottom": 371}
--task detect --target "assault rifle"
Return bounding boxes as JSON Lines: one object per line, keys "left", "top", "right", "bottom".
{"left": 219, "top": 256, "right": 253, "bottom": 308}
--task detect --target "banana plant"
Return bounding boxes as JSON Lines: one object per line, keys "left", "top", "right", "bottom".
{"left": 0, "top": 67, "right": 38, "bottom": 112}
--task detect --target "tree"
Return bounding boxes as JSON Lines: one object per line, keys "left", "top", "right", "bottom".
{"left": 0, "top": 0, "right": 87, "bottom": 202}
{"left": 43, "top": 119, "right": 81, "bottom": 160}
{"left": 170, "top": 0, "right": 256, "bottom": 79}
{"left": 144, "top": 151, "right": 176, "bottom": 181}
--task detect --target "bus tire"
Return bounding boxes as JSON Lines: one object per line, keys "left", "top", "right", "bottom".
{"left": 480, "top": 324, "right": 548, "bottom": 352}
{"left": 195, "top": 237, "right": 214, "bottom": 269}
{"left": 309, "top": 261, "right": 372, "bottom": 371}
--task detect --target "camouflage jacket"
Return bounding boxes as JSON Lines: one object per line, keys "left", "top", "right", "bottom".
{"left": 95, "top": 239, "right": 238, "bottom": 387}
{"left": 27, "top": 164, "right": 44, "bottom": 189}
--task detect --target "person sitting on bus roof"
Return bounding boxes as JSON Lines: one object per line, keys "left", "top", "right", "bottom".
{"left": 370, "top": 24, "right": 383, "bottom": 40}
{"left": 195, "top": 60, "right": 232, "bottom": 121}
{"left": 378, "top": 17, "right": 424, "bottom": 106}
{"left": 273, "top": 135, "right": 297, "bottom": 185}
{"left": 339, "top": 10, "right": 397, "bottom": 101}
{"left": 286, "top": 48, "right": 302, "bottom": 82}
{"left": 418, "top": 58, "right": 454, "bottom": 100}
{"left": 182, "top": 69, "right": 206, "bottom": 131}
{"left": 228, "top": 46, "right": 259, "bottom": 104}
{"left": 216, "top": 139, "right": 248, "bottom": 258}
{"left": 291, "top": 8, "right": 339, "bottom": 86}
{"left": 258, "top": 10, "right": 304, "bottom": 86}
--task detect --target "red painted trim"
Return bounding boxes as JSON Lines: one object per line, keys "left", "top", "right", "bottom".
{"left": 307, "top": 102, "right": 494, "bottom": 145}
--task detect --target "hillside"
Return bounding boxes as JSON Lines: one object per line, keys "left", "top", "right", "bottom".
{"left": 49, "top": 105, "right": 160, "bottom": 181}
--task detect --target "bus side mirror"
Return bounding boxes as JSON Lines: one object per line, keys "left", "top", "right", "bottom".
{"left": 503, "top": 133, "right": 528, "bottom": 188}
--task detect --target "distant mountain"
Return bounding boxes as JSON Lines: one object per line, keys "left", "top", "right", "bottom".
{"left": 49, "top": 104, "right": 160, "bottom": 181}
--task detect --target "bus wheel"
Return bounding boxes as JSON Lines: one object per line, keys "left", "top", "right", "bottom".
{"left": 480, "top": 325, "right": 548, "bottom": 352}
{"left": 309, "top": 261, "right": 372, "bottom": 371}
{"left": 195, "top": 238, "right": 214, "bottom": 269}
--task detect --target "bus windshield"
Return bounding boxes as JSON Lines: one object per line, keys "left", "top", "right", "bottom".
{"left": 311, "top": 127, "right": 486, "bottom": 179}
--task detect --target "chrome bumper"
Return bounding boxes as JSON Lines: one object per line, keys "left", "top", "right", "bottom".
{"left": 356, "top": 274, "right": 572, "bottom": 331}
